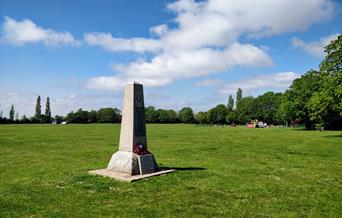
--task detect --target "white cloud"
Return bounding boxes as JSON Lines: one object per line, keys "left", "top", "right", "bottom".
{"left": 149, "top": 24, "right": 168, "bottom": 36}
{"left": 219, "top": 72, "right": 300, "bottom": 94}
{"left": 85, "top": 0, "right": 334, "bottom": 90}
{"left": 87, "top": 43, "right": 272, "bottom": 90}
{"left": 194, "top": 79, "right": 223, "bottom": 87}
{"left": 1, "top": 90, "right": 40, "bottom": 117}
{"left": 292, "top": 33, "right": 339, "bottom": 57}
{"left": 84, "top": 32, "right": 161, "bottom": 53}
{"left": 2, "top": 16, "right": 79, "bottom": 46}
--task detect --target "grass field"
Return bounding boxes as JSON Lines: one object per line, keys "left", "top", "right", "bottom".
{"left": 0, "top": 124, "right": 341, "bottom": 217}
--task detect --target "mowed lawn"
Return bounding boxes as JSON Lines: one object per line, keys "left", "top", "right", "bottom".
{"left": 0, "top": 124, "right": 341, "bottom": 217}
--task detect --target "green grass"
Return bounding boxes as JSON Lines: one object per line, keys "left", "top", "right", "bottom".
{"left": 0, "top": 124, "right": 341, "bottom": 217}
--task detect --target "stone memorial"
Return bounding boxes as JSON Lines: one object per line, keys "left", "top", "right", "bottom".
{"left": 89, "top": 82, "right": 173, "bottom": 182}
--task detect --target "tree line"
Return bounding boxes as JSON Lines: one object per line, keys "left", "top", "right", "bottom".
{"left": 194, "top": 35, "right": 341, "bottom": 129}
{"left": 1, "top": 35, "right": 341, "bottom": 129}
{"left": 1, "top": 96, "right": 52, "bottom": 124}
{"left": 279, "top": 35, "right": 341, "bottom": 129}
{"left": 0, "top": 96, "right": 123, "bottom": 124}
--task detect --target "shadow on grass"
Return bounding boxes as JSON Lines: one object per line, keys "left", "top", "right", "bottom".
{"left": 290, "top": 128, "right": 342, "bottom": 132}
{"left": 289, "top": 128, "right": 315, "bottom": 131}
{"left": 159, "top": 167, "right": 207, "bottom": 171}
{"left": 323, "top": 134, "right": 342, "bottom": 138}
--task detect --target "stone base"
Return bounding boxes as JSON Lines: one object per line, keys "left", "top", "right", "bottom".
{"left": 89, "top": 168, "right": 174, "bottom": 182}
{"left": 106, "top": 151, "right": 159, "bottom": 175}
{"left": 106, "top": 151, "right": 140, "bottom": 175}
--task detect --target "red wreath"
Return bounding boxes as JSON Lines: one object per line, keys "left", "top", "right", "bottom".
{"left": 135, "top": 143, "right": 147, "bottom": 155}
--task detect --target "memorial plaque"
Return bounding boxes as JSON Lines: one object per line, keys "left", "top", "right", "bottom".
{"left": 135, "top": 107, "right": 146, "bottom": 136}
{"left": 139, "top": 154, "right": 155, "bottom": 175}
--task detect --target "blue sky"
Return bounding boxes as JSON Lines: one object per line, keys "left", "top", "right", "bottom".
{"left": 0, "top": 0, "right": 341, "bottom": 117}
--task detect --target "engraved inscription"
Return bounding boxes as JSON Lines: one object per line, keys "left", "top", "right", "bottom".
{"left": 134, "top": 107, "right": 146, "bottom": 136}
{"left": 139, "top": 154, "right": 155, "bottom": 175}
{"left": 136, "top": 95, "right": 142, "bottom": 102}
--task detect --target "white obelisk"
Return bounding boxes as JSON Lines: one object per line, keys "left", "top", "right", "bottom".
{"left": 106, "top": 82, "right": 157, "bottom": 175}
{"left": 89, "top": 82, "right": 174, "bottom": 181}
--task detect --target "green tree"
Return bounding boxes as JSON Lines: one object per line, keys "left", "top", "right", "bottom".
{"left": 253, "top": 91, "right": 282, "bottom": 124}
{"left": 88, "top": 110, "right": 98, "bottom": 123}
{"left": 155, "top": 109, "right": 167, "bottom": 123}
{"left": 72, "top": 109, "right": 89, "bottom": 123}
{"left": 97, "top": 108, "right": 121, "bottom": 123}
{"left": 9, "top": 105, "right": 15, "bottom": 121}
{"left": 275, "top": 93, "right": 290, "bottom": 125}
{"left": 167, "top": 110, "right": 178, "bottom": 123}
{"left": 113, "top": 108, "right": 122, "bottom": 122}
{"left": 227, "top": 94, "right": 234, "bottom": 112}
{"left": 281, "top": 70, "right": 321, "bottom": 129}
{"left": 54, "top": 115, "right": 64, "bottom": 124}
{"left": 66, "top": 111, "right": 75, "bottom": 122}
{"left": 236, "top": 88, "right": 242, "bottom": 108}
{"left": 236, "top": 96, "right": 254, "bottom": 124}
{"left": 154, "top": 109, "right": 169, "bottom": 123}
{"left": 207, "top": 104, "right": 228, "bottom": 124}
{"left": 145, "top": 106, "right": 158, "bottom": 123}
{"left": 307, "top": 34, "right": 342, "bottom": 129}
{"left": 35, "top": 96, "right": 41, "bottom": 121}
{"left": 178, "top": 107, "right": 195, "bottom": 123}
{"left": 226, "top": 111, "right": 237, "bottom": 124}
{"left": 195, "top": 111, "right": 207, "bottom": 124}
{"left": 21, "top": 115, "right": 31, "bottom": 123}
{"left": 45, "top": 97, "right": 51, "bottom": 122}
{"left": 320, "top": 34, "right": 341, "bottom": 74}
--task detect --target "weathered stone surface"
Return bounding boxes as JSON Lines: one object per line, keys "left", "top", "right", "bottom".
{"left": 106, "top": 151, "right": 139, "bottom": 175}
{"left": 119, "top": 82, "right": 147, "bottom": 152}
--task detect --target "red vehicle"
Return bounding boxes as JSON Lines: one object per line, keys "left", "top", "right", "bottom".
{"left": 247, "top": 123, "right": 254, "bottom": 128}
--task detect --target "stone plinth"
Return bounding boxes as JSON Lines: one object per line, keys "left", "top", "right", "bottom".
{"left": 89, "top": 168, "right": 174, "bottom": 182}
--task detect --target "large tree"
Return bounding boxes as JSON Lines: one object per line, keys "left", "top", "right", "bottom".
{"left": 45, "top": 97, "right": 51, "bottom": 119}
{"left": 54, "top": 115, "right": 64, "bottom": 124}
{"left": 253, "top": 91, "right": 282, "bottom": 124}
{"left": 236, "top": 88, "right": 242, "bottom": 108}
{"left": 226, "top": 111, "right": 237, "bottom": 124}
{"left": 145, "top": 106, "right": 158, "bottom": 123}
{"left": 307, "top": 34, "right": 342, "bottom": 129}
{"left": 227, "top": 94, "right": 234, "bottom": 112}
{"left": 207, "top": 104, "right": 228, "bottom": 124}
{"left": 281, "top": 70, "right": 321, "bottom": 129}
{"left": 167, "top": 110, "right": 178, "bottom": 123}
{"left": 35, "top": 96, "right": 41, "bottom": 119}
{"left": 155, "top": 109, "right": 177, "bottom": 123}
{"left": 9, "top": 105, "right": 14, "bottom": 121}
{"left": 195, "top": 112, "right": 207, "bottom": 124}
{"left": 88, "top": 110, "right": 98, "bottom": 123}
{"left": 178, "top": 107, "right": 195, "bottom": 123}
{"left": 68, "top": 109, "right": 89, "bottom": 123}
{"left": 276, "top": 93, "right": 290, "bottom": 125}
{"left": 97, "top": 108, "right": 121, "bottom": 123}
{"left": 236, "top": 96, "right": 255, "bottom": 124}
